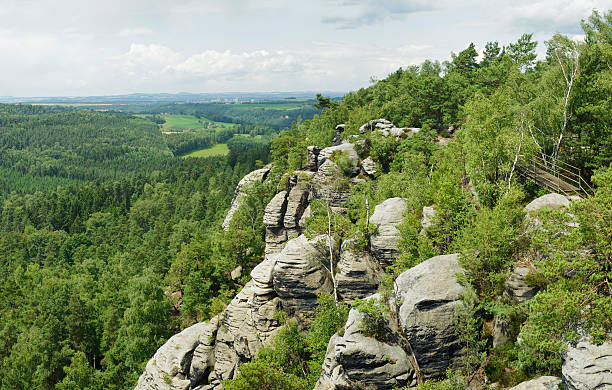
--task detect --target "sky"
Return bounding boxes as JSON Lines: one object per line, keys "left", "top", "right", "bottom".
{"left": 1, "top": 0, "right": 610, "bottom": 96}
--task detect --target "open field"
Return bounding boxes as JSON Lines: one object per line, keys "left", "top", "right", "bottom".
{"left": 182, "top": 143, "right": 230, "bottom": 158}
{"left": 161, "top": 114, "right": 235, "bottom": 132}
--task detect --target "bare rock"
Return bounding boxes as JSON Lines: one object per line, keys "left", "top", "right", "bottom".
{"left": 317, "top": 143, "right": 361, "bottom": 175}
{"left": 362, "top": 156, "right": 377, "bottom": 177}
{"left": 562, "top": 336, "right": 612, "bottom": 390}
{"left": 283, "top": 183, "right": 310, "bottom": 229}
{"left": 359, "top": 118, "right": 395, "bottom": 133}
{"left": 524, "top": 193, "right": 570, "bottom": 214}
{"left": 315, "top": 305, "right": 415, "bottom": 390}
{"left": 222, "top": 166, "right": 271, "bottom": 230}
{"left": 336, "top": 239, "right": 382, "bottom": 303}
{"left": 508, "top": 376, "right": 561, "bottom": 390}
{"left": 420, "top": 206, "right": 435, "bottom": 235}
{"left": 263, "top": 191, "right": 288, "bottom": 228}
{"left": 369, "top": 198, "right": 407, "bottom": 266}
{"left": 394, "top": 254, "right": 465, "bottom": 378}
{"left": 272, "top": 234, "right": 335, "bottom": 325}
{"left": 312, "top": 159, "right": 352, "bottom": 208}
{"left": 505, "top": 266, "right": 538, "bottom": 303}
{"left": 136, "top": 321, "right": 220, "bottom": 390}
{"left": 307, "top": 146, "right": 322, "bottom": 171}
{"left": 230, "top": 266, "right": 242, "bottom": 281}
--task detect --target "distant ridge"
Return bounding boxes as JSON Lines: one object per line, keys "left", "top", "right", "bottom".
{"left": 0, "top": 91, "right": 345, "bottom": 105}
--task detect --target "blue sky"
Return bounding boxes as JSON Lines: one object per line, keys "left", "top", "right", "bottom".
{"left": 1, "top": 0, "right": 610, "bottom": 96}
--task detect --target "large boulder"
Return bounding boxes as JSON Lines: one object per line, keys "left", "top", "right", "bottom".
{"left": 315, "top": 304, "right": 415, "bottom": 390}
{"left": 508, "top": 376, "right": 561, "bottom": 390}
{"left": 524, "top": 193, "right": 570, "bottom": 214}
{"left": 263, "top": 191, "right": 288, "bottom": 229}
{"left": 359, "top": 118, "right": 395, "bottom": 133}
{"left": 312, "top": 159, "right": 353, "bottom": 209}
{"left": 394, "top": 254, "right": 465, "bottom": 378}
{"left": 222, "top": 166, "right": 271, "bottom": 230}
{"left": 272, "top": 234, "right": 335, "bottom": 324}
{"left": 317, "top": 143, "right": 361, "bottom": 176}
{"left": 135, "top": 321, "right": 220, "bottom": 390}
{"left": 336, "top": 239, "right": 382, "bottom": 303}
{"left": 369, "top": 198, "right": 407, "bottom": 266}
{"left": 361, "top": 156, "right": 377, "bottom": 177}
{"left": 562, "top": 336, "right": 612, "bottom": 390}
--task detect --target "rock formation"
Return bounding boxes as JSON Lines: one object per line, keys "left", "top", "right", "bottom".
{"left": 369, "top": 197, "right": 407, "bottom": 266}
{"left": 508, "top": 376, "right": 562, "bottom": 390}
{"left": 336, "top": 239, "right": 382, "bottom": 303}
{"left": 394, "top": 254, "right": 465, "bottom": 377}
{"left": 222, "top": 165, "right": 271, "bottom": 230}
{"left": 562, "top": 335, "right": 612, "bottom": 390}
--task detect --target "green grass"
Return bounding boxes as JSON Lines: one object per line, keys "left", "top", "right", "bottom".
{"left": 161, "top": 114, "right": 235, "bottom": 132}
{"left": 182, "top": 143, "right": 229, "bottom": 158}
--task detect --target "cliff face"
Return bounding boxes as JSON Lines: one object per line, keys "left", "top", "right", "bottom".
{"left": 135, "top": 119, "right": 606, "bottom": 390}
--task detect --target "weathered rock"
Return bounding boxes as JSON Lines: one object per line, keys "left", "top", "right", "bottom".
{"left": 369, "top": 197, "right": 407, "bottom": 266}
{"left": 362, "top": 156, "right": 377, "bottom": 177}
{"left": 420, "top": 206, "right": 435, "bottom": 235}
{"left": 263, "top": 191, "right": 288, "bottom": 228}
{"left": 336, "top": 239, "right": 382, "bottom": 303}
{"left": 136, "top": 321, "right": 220, "bottom": 390}
{"left": 230, "top": 266, "right": 242, "bottom": 281}
{"left": 524, "top": 193, "right": 570, "bottom": 214}
{"left": 359, "top": 118, "right": 395, "bottom": 133}
{"left": 492, "top": 314, "right": 512, "bottom": 348}
{"left": 299, "top": 205, "right": 312, "bottom": 228}
{"left": 317, "top": 143, "right": 361, "bottom": 175}
{"left": 283, "top": 183, "right": 310, "bottom": 229}
{"left": 394, "top": 254, "right": 465, "bottom": 378}
{"left": 508, "top": 376, "right": 561, "bottom": 390}
{"left": 189, "top": 318, "right": 221, "bottom": 388}
{"left": 505, "top": 266, "right": 538, "bottom": 303}
{"left": 312, "top": 159, "right": 352, "bottom": 209}
{"left": 264, "top": 227, "right": 287, "bottom": 257}
{"left": 332, "top": 124, "right": 346, "bottom": 146}
{"left": 307, "top": 146, "right": 322, "bottom": 171}
{"left": 222, "top": 166, "right": 271, "bottom": 230}
{"left": 315, "top": 305, "right": 415, "bottom": 390}
{"left": 562, "top": 336, "right": 612, "bottom": 390}
{"left": 273, "top": 234, "right": 335, "bottom": 324}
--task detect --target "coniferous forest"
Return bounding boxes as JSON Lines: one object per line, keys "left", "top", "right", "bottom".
{"left": 0, "top": 10, "right": 611, "bottom": 390}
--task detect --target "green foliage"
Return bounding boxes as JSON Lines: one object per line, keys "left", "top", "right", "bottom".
{"left": 222, "top": 358, "right": 309, "bottom": 390}
{"left": 485, "top": 343, "right": 528, "bottom": 387}
{"left": 352, "top": 297, "right": 388, "bottom": 341}
{"left": 453, "top": 286, "right": 487, "bottom": 371}
{"left": 454, "top": 188, "right": 525, "bottom": 298}
{"left": 417, "top": 369, "right": 467, "bottom": 390}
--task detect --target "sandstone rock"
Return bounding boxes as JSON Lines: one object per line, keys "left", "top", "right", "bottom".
{"left": 136, "top": 321, "right": 220, "bottom": 390}
{"left": 505, "top": 266, "right": 538, "bottom": 303}
{"left": 273, "top": 234, "right": 335, "bottom": 325}
{"left": 317, "top": 143, "right": 361, "bottom": 175}
{"left": 508, "top": 376, "right": 561, "bottom": 390}
{"left": 230, "top": 266, "right": 242, "bottom": 281}
{"left": 263, "top": 191, "right": 288, "bottom": 228}
{"left": 362, "top": 156, "right": 377, "bottom": 177}
{"left": 222, "top": 166, "right": 271, "bottom": 230}
{"left": 264, "top": 227, "right": 287, "bottom": 257}
{"left": 283, "top": 183, "right": 310, "bottom": 229}
{"left": 420, "top": 206, "right": 435, "bottom": 235}
{"left": 492, "top": 314, "right": 512, "bottom": 348}
{"left": 315, "top": 306, "right": 415, "bottom": 390}
{"left": 524, "top": 193, "right": 570, "bottom": 214}
{"left": 336, "top": 239, "right": 382, "bottom": 303}
{"left": 562, "top": 336, "right": 612, "bottom": 390}
{"left": 312, "top": 159, "right": 352, "bottom": 209}
{"left": 299, "top": 205, "right": 312, "bottom": 228}
{"left": 394, "top": 254, "right": 465, "bottom": 378}
{"left": 332, "top": 124, "right": 346, "bottom": 146}
{"left": 359, "top": 118, "right": 394, "bottom": 133}
{"left": 369, "top": 197, "right": 407, "bottom": 266}
{"left": 307, "top": 146, "right": 322, "bottom": 171}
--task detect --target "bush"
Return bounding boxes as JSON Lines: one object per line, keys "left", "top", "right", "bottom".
{"left": 352, "top": 297, "right": 388, "bottom": 341}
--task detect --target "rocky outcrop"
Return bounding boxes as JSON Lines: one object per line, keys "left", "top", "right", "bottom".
{"left": 135, "top": 321, "right": 219, "bottom": 390}
{"left": 562, "top": 336, "right": 612, "bottom": 390}
{"left": 312, "top": 159, "right": 352, "bottom": 210}
{"left": 420, "top": 206, "right": 435, "bottom": 235}
{"left": 394, "top": 254, "right": 465, "bottom": 378}
{"left": 369, "top": 197, "right": 407, "bottom": 266}
{"left": 315, "top": 304, "right": 415, "bottom": 390}
{"left": 505, "top": 266, "right": 538, "bottom": 303}
{"left": 332, "top": 124, "right": 345, "bottom": 146}
{"left": 524, "top": 193, "right": 570, "bottom": 214}
{"left": 357, "top": 118, "right": 419, "bottom": 141}
{"left": 336, "top": 239, "right": 382, "bottom": 303}
{"left": 307, "top": 146, "right": 322, "bottom": 171}
{"left": 273, "top": 234, "right": 335, "bottom": 325}
{"left": 317, "top": 143, "right": 361, "bottom": 176}
{"left": 508, "top": 376, "right": 561, "bottom": 390}
{"left": 361, "top": 156, "right": 377, "bottom": 177}
{"left": 222, "top": 165, "right": 271, "bottom": 230}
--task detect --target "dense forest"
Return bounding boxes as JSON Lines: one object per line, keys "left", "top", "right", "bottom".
{"left": 0, "top": 9, "right": 611, "bottom": 390}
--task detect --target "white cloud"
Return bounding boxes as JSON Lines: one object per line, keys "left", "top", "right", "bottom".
{"left": 322, "top": 0, "right": 438, "bottom": 29}
{"left": 118, "top": 27, "right": 153, "bottom": 36}
{"left": 506, "top": 0, "right": 612, "bottom": 32}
